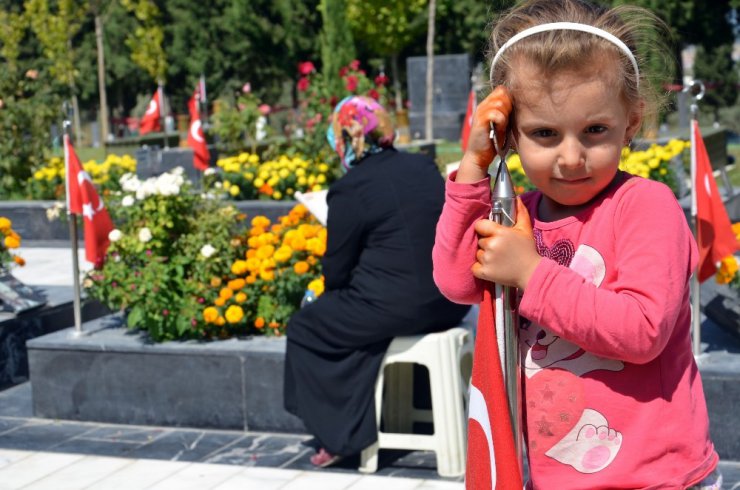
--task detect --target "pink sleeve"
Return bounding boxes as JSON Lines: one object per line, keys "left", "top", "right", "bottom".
{"left": 519, "top": 183, "right": 699, "bottom": 364}
{"left": 432, "top": 171, "right": 492, "bottom": 304}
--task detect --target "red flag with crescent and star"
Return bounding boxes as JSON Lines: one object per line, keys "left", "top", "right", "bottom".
{"left": 466, "top": 285, "right": 524, "bottom": 489}
{"left": 187, "top": 87, "right": 210, "bottom": 171}
{"left": 139, "top": 90, "right": 161, "bottom": 135}
{"left": 692, "top": 120, "right": 739, "bottom": 282}
{"left": 65, "top": 135, "right": 114, "bottom": 265}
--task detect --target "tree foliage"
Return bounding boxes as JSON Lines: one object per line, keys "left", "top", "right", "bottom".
{"left": 319, "top": 0, "right": 356, "bottom": 94}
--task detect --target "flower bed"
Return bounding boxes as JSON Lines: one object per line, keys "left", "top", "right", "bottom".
{"left": 85, "top": 167, "right": 326, "bottom": 342}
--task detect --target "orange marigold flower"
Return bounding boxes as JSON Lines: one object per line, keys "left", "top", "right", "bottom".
{"left": 254, "top": 317, "right": 265, "bottom": 328}
{"left": 308, "top": 277, "right": 325, "bottom": 296}
{"left": 246, "top": 274, "right": 257, "bottom": 284}
{"left": 215, "top": 316, "right": 226, "bottom": 326}
{"left": 219, "top": 287, "right": 233, "bottom": 300}
{"left": 274, "top": 246, "right": 292, "bottom": 263}
{"left": 13, "top": 255, "right": 25, "bottom": 266}
{"left": 246, "top": 248, "right": 257, "bottom": 259}
{"left": 269, "top": 321, "right": 280, "bottom": 329}
{"left": 4, "top": 235, "right": 20, "bottom": 249}
{"left": 256, "top": 244, "right": 275, "bottom": 260}
{"left": 214, "top": 297, "right": 226, "bottom": 307}
{"left": 260, "top": 269, "right": 275, "bottom": 281}
{"left": 235, "top": 292, "right": 247, "bottom": 303}
{"left": 210, "top": 277, "right": 222, "bottom": 287}
{"left": 251, "top": 215, "right": 271, "bottom": 228}
{"left": 294, "top": 261, "right": 309, "bottom": 275}
{"left": 259, "top": 183, "right": 273, "bottom": 195}
{"left": 0, "top": 217, "right": 11, "bottom": 232}
{"left": 291, "top": 235, "right": 306, "bottom": 251}
{"left": 716, "top": 256, "right": 739, "bottom": 285}
{"left": 228, "top": 278, "right": 246, "bottom": 290}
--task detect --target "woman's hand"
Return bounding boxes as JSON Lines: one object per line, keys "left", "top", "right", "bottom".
{"left": 471, "top": 198, "right": 541, "bottom": 290}
{"left": 456, "top": 85, "right": 513, "bottom": 183}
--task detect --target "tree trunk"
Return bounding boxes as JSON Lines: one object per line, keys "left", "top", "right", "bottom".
{"left": 424, "top": 0, "right": 436, "bottom": 141}
{"left": 391, "top": 53, "right": 402, "bottom": 112}
{"left": 95, "top": 14, "right": 109, "bottom": 146}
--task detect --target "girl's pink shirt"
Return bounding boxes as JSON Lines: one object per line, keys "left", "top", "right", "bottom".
{"left": 433, "top": 171, "right": 718, "bottom": 489}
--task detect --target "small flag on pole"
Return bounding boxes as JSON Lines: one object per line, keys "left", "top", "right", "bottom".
{"left": 139, "top": 90, "right": 162, "bottom": 135}
{"left": 460, "top": 88, "right": 476, "bottom": 153}
{"left": 65, "top": 135, "right": 114, "bottom": 265}
{"left": 187, "top": 86, "right": 211, "bottom": 171}
{"left": 691, "top": 120, "right": 739, "bottom": 282}
{"left": 466, "top": 286, "right": 524, "bottom": 489}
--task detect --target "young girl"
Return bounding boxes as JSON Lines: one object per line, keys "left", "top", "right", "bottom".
{"left": 432, "top": 0, "right": 721, "bottom": 488}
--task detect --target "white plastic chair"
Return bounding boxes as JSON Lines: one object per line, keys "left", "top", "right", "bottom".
{"left": 359, "top": 325, "right": 474, "bottom": 477}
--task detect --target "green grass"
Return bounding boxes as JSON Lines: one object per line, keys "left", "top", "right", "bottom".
{"left": 728, "top": 144, "right": 740, "bottom": 186}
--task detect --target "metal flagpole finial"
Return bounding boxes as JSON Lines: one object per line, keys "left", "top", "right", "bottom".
{"left": 683, "top": 80, "right": 705, "bottom": 119}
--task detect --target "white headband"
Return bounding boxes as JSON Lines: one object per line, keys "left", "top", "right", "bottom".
{"left": 490, "top": 22, "right": 639, "bottom": 87}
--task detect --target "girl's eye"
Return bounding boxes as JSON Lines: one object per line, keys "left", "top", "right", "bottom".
{"left": 532, "top": 129, "right": 555, "bottom": 138}
{"left": 586, "top": 125, "right": 607, "bottom": 134}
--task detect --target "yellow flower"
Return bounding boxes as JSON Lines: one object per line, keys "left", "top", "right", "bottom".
{"left": 210, "top": 277, "right": 222, "bottom": 287}
{"left": 256, "top": 244, "right": 275, "bottom": 260}
{"left": 225, "top": 305, "right": 244, "bottom": 324}
{"left": 307, "top": 277, "right": 325, "bottom": 296}
{"left": 274, "top": 246, "right": 292, "bottom": 263}
{"left": 229, "top": 185, "right": 240, "bottom": 196}
{"left": 293, "top": 261, "right": 309, "bottom": 275}
{"left": 260, "top": 269, "right": 275, "bottom": 281}
{"left": 0, "top": 217, "right": 11, "bottom": 232}
{"left": 203, "top": 306, "right": 219, "bottom": 323}
{"left": 231, "top": 260, "right": 249, "bottom": 276}
{"left": 235, "top": 292, "right": 247, "bottom": 303}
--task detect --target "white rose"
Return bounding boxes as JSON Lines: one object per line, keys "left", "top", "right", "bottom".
{"left": 109, "top": 229, "right": 123, "bottom": 242}
{"left": 200, "top": 244, "right": 216, "bottom": 258}
{"left": 204, "top": 168, "right": 216, "bottom": 176}
{"left": 121, "top": 195, "right": 135, "bottom": 207}
{"left": 138, "top": 227, "right": 152, "bottom": 243}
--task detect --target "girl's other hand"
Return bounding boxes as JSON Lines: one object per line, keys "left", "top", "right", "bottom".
{"left": 472, "top": 198, "right": 541, "bottom": 290}
{"left": 456, "top": 85, "right": 513, "bottom": 183}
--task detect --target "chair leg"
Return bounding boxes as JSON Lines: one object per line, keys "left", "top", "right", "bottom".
{"left": 359, "top": 441, "right": 379, "bottom": 474}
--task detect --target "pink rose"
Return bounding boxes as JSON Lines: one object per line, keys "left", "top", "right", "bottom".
{"left": 242, "top": 82, "right": 251, "bottom": 93}
{"left": 349, "top": 59, "right": 360, "bottom": 71}
{"left": 298, "top": 61, "right": 315, "bottom": 76}
{"left": 258, "top": 104, "right": 271, "bottom": 115}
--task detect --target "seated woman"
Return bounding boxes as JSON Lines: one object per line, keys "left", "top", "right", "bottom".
{"left": 283, "top": 96, "right": 470, "bottom": 467}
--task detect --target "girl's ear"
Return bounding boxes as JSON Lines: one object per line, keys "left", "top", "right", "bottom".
{"left": 624, "top": 100, "right": 644, "bottom": 145}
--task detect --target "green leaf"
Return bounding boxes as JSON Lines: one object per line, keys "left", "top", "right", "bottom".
{"left": 127, "top": 305, "right": 144, "bottom": 328}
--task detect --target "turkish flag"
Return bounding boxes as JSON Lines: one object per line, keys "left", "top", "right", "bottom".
{"left": 65, "top": 135, "right": 114, "bottom": 265}
{"left": 692, "top": 121, "right": 739, "bottom": 282}
{"left": 187, "top": 87, "right": 210, "bottom": 171}
{"left": 466, "top": 285, "right": 523, "bottom": 489}
{"left": 139, "top": 90, "right": 161, "bottom": 135}
{"left": 461, "top": 88, "right": 476, "bottom": 152}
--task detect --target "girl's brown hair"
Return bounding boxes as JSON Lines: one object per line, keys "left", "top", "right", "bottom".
{"left": 488, "top": 0, "right": 673, "bottom": 134}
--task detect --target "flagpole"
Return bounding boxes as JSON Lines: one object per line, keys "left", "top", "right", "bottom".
{"left": 686, "top": 80, "right": 705, "bottom": 358}
{"left": 63, "top": 108, "right": 83, "bottom": 336}
{"left": 490, "top": 152, "right": 523, "bottom": 475}
{"left": 158, "top": 81, "right": 168, "bottom": 149}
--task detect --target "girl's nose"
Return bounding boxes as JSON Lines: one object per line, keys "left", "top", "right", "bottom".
{"left": 557, "top": 136, "right": 586, "bottom": 169}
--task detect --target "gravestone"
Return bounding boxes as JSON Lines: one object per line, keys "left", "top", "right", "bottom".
{"left": 135, "top": 146, "right": 202, "bottom": 188}
{"left": 406, "top": 54, "right": 471, "bottom": 141}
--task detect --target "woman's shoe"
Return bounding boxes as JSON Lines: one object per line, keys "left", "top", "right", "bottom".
{"left": 310, "top": 448, "right": 343, "bottom": 468}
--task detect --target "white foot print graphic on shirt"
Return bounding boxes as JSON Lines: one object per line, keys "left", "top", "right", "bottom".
{"left": 545, "top": 408, "right": 622, "bottom": 473}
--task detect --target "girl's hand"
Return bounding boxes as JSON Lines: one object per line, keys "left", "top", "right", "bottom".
{"left": 471, "top": 198, "right": 541, "bottom": 290}
{"left": 456, "top": 85, "right": 513, "bottom": 183}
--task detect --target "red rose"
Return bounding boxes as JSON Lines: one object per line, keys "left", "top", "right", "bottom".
{"left": 298, "top": 61, "right": 315, "bottom": 76}
{"left": 374, "top": 74, "right": 389, "bottom": 87}
{"left": 345, "top": 75, "right": 358, "bottom": 92}
{"left": 297, "top": 77, "right": 310, "bottom": 92}
{"left": 368, "top": 89, "right": 380, "bottom": 100}
{"left": 349, "top": 59, "right": 360, "bottom": 71}
{"left": 339, "top": 66, "right": 348, "bottom": 77}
